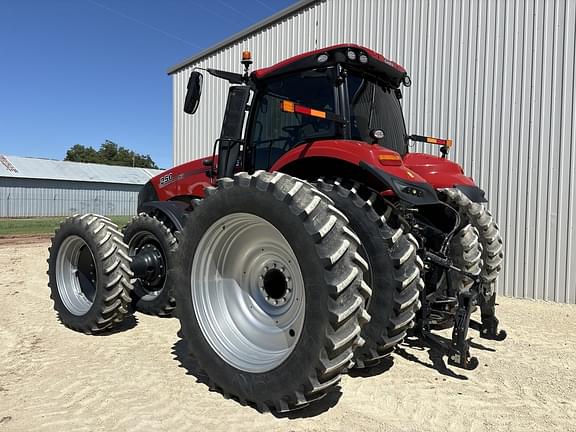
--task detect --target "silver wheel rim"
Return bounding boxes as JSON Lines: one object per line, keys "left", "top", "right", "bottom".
{"left": 191, "top": 213, "right": 305, "bottom": 373}
{"left": 56, "top": 235, "right": 96, "bottom": 316}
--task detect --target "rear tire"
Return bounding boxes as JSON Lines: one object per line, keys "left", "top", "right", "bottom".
{"left": 47, "top": 214, "right": 133, "bottom": 333}
{"left": 315, "top": 179, "right": 421, "bottom": 368}
{"left": 175, "top": 171, "right": 370, "bottom": 412}
{"left": 123, "top": 213, "right": 177, "bottom": 316}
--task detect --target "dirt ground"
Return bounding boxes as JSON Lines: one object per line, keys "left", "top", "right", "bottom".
{"left": 0, "top": 240, "right": 575, "bottom": 432}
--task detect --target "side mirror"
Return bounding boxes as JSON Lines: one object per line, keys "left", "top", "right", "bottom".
{"left": 184, "top": 71, "right": 203, "bottom": 114}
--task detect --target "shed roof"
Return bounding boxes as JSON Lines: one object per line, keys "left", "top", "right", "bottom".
{"left": 0, "top": 155, "right": 163, "bottom": 185}
{"left": 167, "top": 0, "right": 320, "bottom": 75}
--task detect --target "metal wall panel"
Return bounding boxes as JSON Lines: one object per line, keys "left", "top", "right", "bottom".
{"left": 172, "top": 0, "right": 576, "bottom": 303}
{"left": 0, "top": 178, "right": 140, "bottom": 217}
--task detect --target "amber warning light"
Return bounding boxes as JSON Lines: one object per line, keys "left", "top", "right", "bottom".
{"left": 242, "top": 51, "right": 252, "bottom": 61}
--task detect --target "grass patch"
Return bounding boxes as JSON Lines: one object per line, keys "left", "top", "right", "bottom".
{"left": 0, "top": 216, "right": 132, "bottom": 237}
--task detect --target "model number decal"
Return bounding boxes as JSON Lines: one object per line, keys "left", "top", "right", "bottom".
{"left": 159, "top": 173, "right": 174, "bottom": 187}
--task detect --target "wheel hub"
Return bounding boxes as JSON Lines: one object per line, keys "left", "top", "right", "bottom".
{"left": 131, "top": 243, "right": 165, "bottom": 286}
{"left": 258, "top": 262, "right": 293, "bottom": 306}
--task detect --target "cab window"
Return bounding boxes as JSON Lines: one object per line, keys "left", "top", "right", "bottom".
{"left": 249, "top": 68, "right": 337, "bottom": 169}
{"left": 347, "top": 72, "right": 408, "bottom": 155}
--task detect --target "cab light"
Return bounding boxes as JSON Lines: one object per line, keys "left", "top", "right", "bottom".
{"left": 359, "top": 53, "right": 369, "bottom": 64}
{"left": 346, "top": 50, "right": 357, "bottom": 61}
{"left": 317, "top": 53, "right": 329, "bottom": 63}
{"left": 242, "top": 51, "right": 252, "bottom": 61}
{"left": 378, "top": 154, "right": 402, "bottom": 166}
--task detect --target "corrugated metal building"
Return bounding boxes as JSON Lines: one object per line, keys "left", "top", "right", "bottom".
{"left": 167, "top": 0, "right": 576, "bottom": 304}
{"left": 0, "top": 155, "right": 162, "bottom": 217}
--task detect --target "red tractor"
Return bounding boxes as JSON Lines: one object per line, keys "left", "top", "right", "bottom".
{"left": 48, "top": 44, "right": 505, "bottom": 412}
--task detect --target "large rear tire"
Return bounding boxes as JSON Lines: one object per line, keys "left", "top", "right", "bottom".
{"left": 123, "top": 213, "right": 177, "bottom": 316}
{"left": 315, "top": 179, "right": 421, "bottom": 368}
{"left": 175, "top": 171, "right": 370, "bottom": 412}
{"left": 47, "top": 214, "right": 133, "bottom": 333}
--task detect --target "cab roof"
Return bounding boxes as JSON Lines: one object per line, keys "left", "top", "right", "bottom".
{"left": 251, "top": 44, "right": 408, "bottom": 87}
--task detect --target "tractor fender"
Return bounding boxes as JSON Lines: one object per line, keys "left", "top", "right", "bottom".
{"left": 359, "top": 162, "right": 439, "bottom": 205}
{"left": 271, "top": 139, "right": 439, "bottom": 205}
{"left": 454, "top": 185, "right": 487, "bottom": 203}
{"left": 402, "top": 153, "right": 487, "bottom": 202}
{"left": 137, "top": 200, "right": 190, "bottom": 232}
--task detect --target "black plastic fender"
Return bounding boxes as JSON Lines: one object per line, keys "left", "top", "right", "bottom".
{"left": 454, "top": 184, "right": 488, "bottom": 203}
{"left": 359, "top": 161, "right": 440, "bottom": 205}
{"left": 137, "top": 200, "right": 190, "bottom": 232}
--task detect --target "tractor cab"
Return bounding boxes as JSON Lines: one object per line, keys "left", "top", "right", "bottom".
{"left": 185, "top": 44, "right": 414, "bottom": 178}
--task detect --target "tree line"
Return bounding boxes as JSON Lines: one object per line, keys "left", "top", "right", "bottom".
{"left": 65, "top": 140, "right": 158, "bottom": 169}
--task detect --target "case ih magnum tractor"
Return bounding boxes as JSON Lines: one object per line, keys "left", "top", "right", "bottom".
{"left": 48, "top": 44, "right": 505, "bottom": 412}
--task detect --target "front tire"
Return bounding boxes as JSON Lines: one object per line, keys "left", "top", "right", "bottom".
{"left": 47, "top": 214, "right": 133, "bottom": 333}
{"left": 123, "top": 213, "right": 178, "bottom": 316}
{"left": 440, "top": 189, "right": 504, "bottom": 325}
{"left": 175, "top": 172, "right": 370, "bottom": 412}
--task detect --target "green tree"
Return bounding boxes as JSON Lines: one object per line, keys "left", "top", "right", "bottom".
{"left": 64, "top": 140, "right": 158, "bottom": 169}
{"left": 64, "top": 144, "right": 100, "bottom": 164}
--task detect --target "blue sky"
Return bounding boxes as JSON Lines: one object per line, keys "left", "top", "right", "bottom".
{"left": 0, "top": 0, "right": 294, "bottom": 169}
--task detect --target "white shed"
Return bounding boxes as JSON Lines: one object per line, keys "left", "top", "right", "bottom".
{"left": 0, "top": 155, "right": 162, "bottom": 217}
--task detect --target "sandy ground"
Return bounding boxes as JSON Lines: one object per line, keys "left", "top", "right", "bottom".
{"left": 0, "top": 240, "right": 575, "bottom": 432}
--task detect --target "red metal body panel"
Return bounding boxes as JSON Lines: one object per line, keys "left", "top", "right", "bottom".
{"left": 270, "top": 139, "right": 427, "bottom": 184}
{"left": 252, "top": 43, "right": 406, "bottom": 80}
{"left": 151, "top": 157, "right": 214, "bottom": 201}
{"left": 403, "top": 153, "right": 476, "bottom": 188}
{"left": 148, "top": 147, "right": 476, "bottom": 203}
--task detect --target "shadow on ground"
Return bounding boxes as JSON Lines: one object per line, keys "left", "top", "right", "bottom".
{"left": 396, "top": 334, "right": 472, "bottom": 380}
